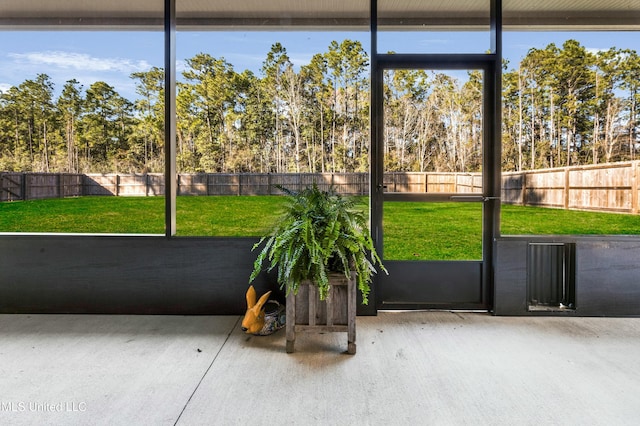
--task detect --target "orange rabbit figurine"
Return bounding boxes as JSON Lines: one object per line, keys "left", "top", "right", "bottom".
{"left": 241, "top": 285, "right": 285, "bottom": 335}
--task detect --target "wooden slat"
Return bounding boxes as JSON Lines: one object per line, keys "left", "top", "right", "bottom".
{"left": 632, "top": 162, "right": 638, "bottom": 214}
{"left": 308, "top": 285, "right": 317, "bottom": 326}
{"left": 348, "top": 271, "right": 356, "bottom": 354}
{"left": 326, "top": 285, "right": 334, "bottom": 327}
{"left": 294, "top": 325, "right": 348, "bottom": 333}
{"left": 285, "top": 288, "right": 296, "bottom": 354}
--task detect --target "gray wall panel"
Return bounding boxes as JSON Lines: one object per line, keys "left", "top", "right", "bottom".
{"left": 3, "top": 234, "right": 640, "bottom": 316}
{"left": 379, "top": 260, "right": 484, "bottom": 310}
{"left": 0, "top": 235, "right": 278, "bottom": 314}
{"left": 577, "top": 240, "right": 640, "bottom": 315}
{"left": 495, "top": 236, "right": 640, "bottom": 316}
{"left": 493, "top": 240, "right": 528, "bottom": 315}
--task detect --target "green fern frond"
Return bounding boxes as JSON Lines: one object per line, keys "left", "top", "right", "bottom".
{"left": 249, "top": 183, "right": 386, "bottom": 304}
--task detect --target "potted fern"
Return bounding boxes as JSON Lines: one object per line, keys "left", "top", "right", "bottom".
{"left": 249, "top": 184, "right": 386, "bottom": 353}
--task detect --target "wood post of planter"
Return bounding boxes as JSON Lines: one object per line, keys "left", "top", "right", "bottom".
{"left": 286, "top": 272, "right": 356, "bottom": 354}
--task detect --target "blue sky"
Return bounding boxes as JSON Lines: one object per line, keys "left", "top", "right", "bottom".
{"left": 1, "top": 30, "right": 640, "bottom": 100}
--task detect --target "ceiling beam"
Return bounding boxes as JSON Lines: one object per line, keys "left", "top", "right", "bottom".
{"left": 0, "top": 13, "right": 638, "bottom": 31}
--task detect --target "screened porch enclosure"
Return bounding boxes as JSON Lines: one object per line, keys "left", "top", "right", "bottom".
{"left": 1, "top": 1, "right": 640, "bottom": 315}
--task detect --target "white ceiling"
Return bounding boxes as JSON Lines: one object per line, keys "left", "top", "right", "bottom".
{"left": 0, "top": 0, "right": 638, "bottom": 30}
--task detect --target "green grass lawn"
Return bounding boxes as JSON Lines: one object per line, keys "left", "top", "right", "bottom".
{"left": 1, "top": 196, "right": 639, "bottom": 260}
{"left": 0, "top": 196, "right": 166, "bottom": 234}
{"left": 384, "top": 202, "right": 483, "bottom": 260}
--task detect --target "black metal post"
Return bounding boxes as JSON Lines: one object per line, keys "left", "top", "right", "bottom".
{"left": 164, "top": 0, "right": 177, "bottom": 236}
{"left": 485, "top": 0, "right": 502, "bottom": 310}
{"left": 369, "top": 0, "right": 385, "bottom": 313}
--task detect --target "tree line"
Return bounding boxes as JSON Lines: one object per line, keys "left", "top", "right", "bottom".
{"left": 1, "top": 38, "right": 639, "bottom": 174}
{"left": 503, "top": 39, "right": 640, "bottom": 170}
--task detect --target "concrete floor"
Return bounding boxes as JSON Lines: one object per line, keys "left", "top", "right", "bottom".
{"left": 0, "top": 313, "right": 639, "bottom": 426}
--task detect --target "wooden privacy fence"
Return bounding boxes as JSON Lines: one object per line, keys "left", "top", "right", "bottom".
{"left": 0, "top": 171, "right": 481, "bottom": 200}
{"left": 1, "top": 162, "right": 639, "bottom": 214}
{"left": 0, "top": 173, "right": 84, "bottom": 201}
{"left": 181, "top": 172, "right": 482, "bottom": 195}
{"left": 502, "top": 161, "right": 640, "bottom": 214}
{"left": 0, "top": 172, "right": 164, "bottom": 200}
{"left": 0, "top": 172, "right": 370, "bottom": 200}
{"left": 179, "top": 172, "right": 369, "bottom": 196}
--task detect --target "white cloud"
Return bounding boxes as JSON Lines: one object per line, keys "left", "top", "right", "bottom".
{"left": 8, "top": 51, "right": 152, "bottom": 74}
{"left": 289, "top": 54, "right": 314, "bottom": 69}
{"left": 586, "top": 47, "right": 606, "bottom": 55}
{"left": 0, "top": 83, "right": 13, "bottom": 93}
{"left": 176, "top": 59, "right": 188, "bottom": 73}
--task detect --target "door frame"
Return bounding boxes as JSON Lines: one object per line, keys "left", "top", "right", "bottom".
{"left": 368, "top": 0, "right": 502, "bottom": 312}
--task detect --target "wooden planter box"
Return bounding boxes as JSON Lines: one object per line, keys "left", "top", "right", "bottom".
{"left": 286, "top": 272, "right": 356, "bottom": 354}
